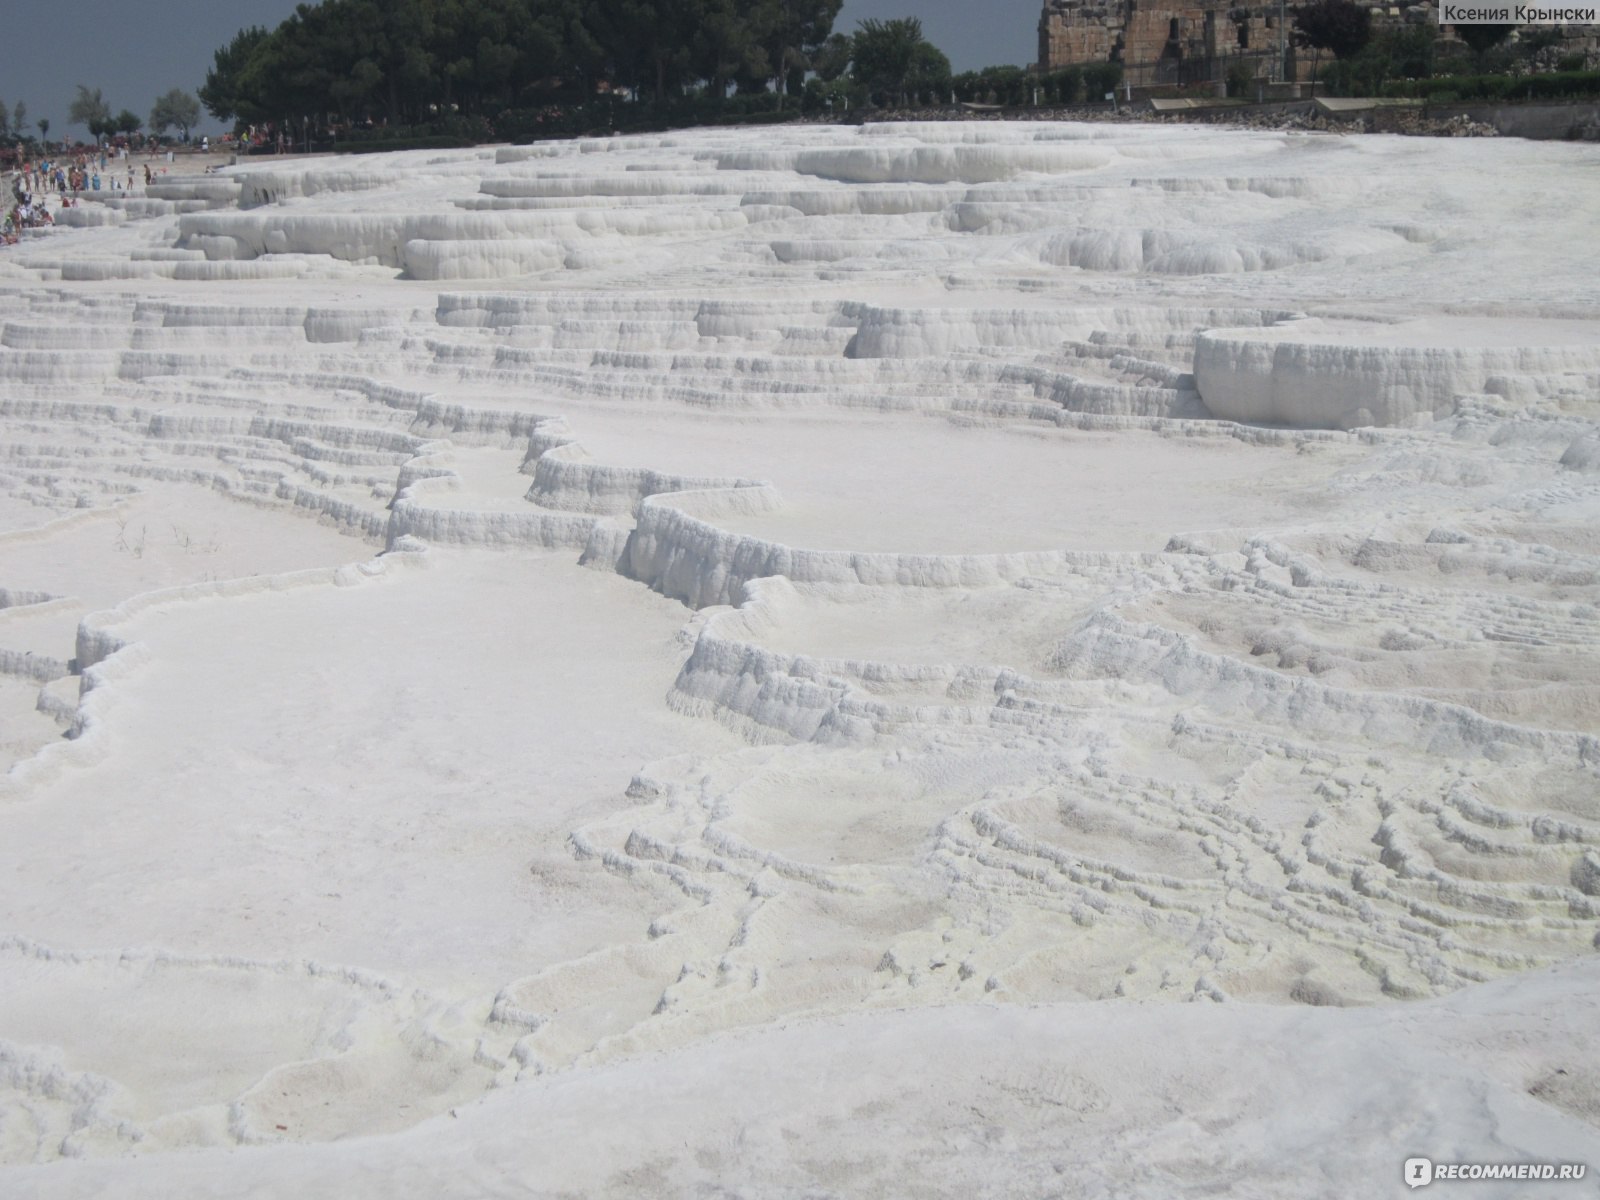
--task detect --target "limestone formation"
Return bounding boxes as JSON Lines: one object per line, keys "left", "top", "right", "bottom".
{"left": 1, "top": 123, "right": 1597, "bottom": 1195}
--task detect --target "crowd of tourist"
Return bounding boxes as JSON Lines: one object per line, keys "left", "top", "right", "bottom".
{"left": 14, "top": 146, "right": 151, "bottom": 195}
{"left": 3, "top": 191, "right": 53, "bottom": 243}
{"left": 3, "top": 144, "right": 171, "bottom": 246}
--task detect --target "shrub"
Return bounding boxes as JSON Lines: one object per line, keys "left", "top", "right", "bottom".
{"left": 1320, "top": 26, "right": 1432, "bottom": 98}
{"left": 1381, "top": 69, "right": 1600, "bottom": 103}
{"left": 1083, "top": 61, "right": 1124, "bottom": 99}
{"left": 494, "top": 94, "right": 804, "bottom": 143}
{"left": 336, "top": 135, "right": 476, "bottom": 154}
{"left": 1042, "top": 67, "right": 1084, "bottom": 105}
{"left": 803, "top": 76, "right": 868, "bottom": 114}
{"left": 949, "top": 66, "right": 1031, "bottom": 106}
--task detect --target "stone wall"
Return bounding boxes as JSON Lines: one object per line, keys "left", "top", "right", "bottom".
{"left": 1040, "top": 0, "right": 1284, "bottom": 87}
{"left": 1040, "top": 0, "right": 1598, "bottom": 90}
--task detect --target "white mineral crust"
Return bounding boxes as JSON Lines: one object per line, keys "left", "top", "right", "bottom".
{"left": 0, "top": 121, "right": 1597, "bottom": 1196}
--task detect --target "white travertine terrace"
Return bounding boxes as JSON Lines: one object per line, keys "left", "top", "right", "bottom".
{"left": 1196, "top": 317, "right": 1600, "bottom": 429}
{"left": 1, "top": 123, "right": 1597, "bottom": 1196}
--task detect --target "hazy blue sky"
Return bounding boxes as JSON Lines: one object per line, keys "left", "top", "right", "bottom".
{"left": 7, "top": 0, "right": 1042, "bottom": 141}
{"left": 837, "top": 0, "right": 1041, "bottom": 75}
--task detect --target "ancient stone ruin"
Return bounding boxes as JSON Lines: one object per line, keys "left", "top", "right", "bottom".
{"left": 1038, "top": 0, "right": 1597, "bottom": 90}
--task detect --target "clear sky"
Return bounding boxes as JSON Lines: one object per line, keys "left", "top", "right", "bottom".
{"left": 7, "top": 1, "right": 1041, "bottom": 142}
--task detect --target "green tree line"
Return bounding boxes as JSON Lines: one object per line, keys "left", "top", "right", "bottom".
{"left": 199, "top": 0, "right": 844, "bottom": 130}
{"left": 1294, "top": 1, "right": 1597, "bottom": 100}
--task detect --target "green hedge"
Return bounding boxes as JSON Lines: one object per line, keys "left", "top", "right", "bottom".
{"left": 329, "top": 113, "right": 495, "bottom": 152}
{"left": 496, "top": 94, "right": 803, "bottom": 142}
{"left": 333, "top": 135, "right": 477, "bottom": 154}
{"left": 949, "top": 63, "right": 1121, "bottom": 107}
{"left": 1381, "top": 69, "right": 1600, "bottom": 101}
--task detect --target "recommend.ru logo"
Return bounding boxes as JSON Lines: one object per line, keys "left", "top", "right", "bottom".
{"left": 1405, "top": 1157, "right": 1588, "bottom": 1187}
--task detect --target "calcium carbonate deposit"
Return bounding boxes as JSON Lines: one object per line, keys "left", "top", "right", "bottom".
{"left": 2, "top": 122, "right": 1598, "bottom": 1197}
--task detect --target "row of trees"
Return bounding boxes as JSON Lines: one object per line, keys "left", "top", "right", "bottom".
{"left": 1292, "top": 1, "right": 1586, "bottom": 98}
{"left": 67, "top": 87, "right": 142, "bottom": 143}
{"left": 195, "top": 0, "right": 1145, "bottom": 142}
{"left": 0, "top": 100, "right": 40, "bottom": 142}
{"left": 200, "top": 0, "right": 845, "bottom": 129}
{"left": 953, "top": 63, "right": 1124, "bottom": 106}
{"left": 67, "top": 85, "right": 203, "bottom": 143}
{"left": 820, "top": 18, "right": 951, "bottom": 107}
{"left": 808, "top": 48, "right": 1125, "bottom": 112}
{"left": 0, "top": 79, "right": 287, "bottom": 153}
{"left": 188, "top": 0, "right": 1593, "bottom": 149}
